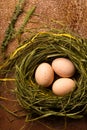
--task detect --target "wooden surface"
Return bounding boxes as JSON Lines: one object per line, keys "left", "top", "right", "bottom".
{"left": 0, "top": 0, "right": 87, "bottom": 130}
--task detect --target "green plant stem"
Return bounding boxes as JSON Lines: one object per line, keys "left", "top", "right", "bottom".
{"left": 14, "top": 6, "right": 36, "bottom": 44}
{"left": 1, "top": 0, "right": 25, "bottom": 53}
{"left": 16, "top": 6, "right": 36, "bottom": 36}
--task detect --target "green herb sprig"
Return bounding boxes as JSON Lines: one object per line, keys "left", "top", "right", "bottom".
{"left": 1, "top": 0, "right": 36, "bottom": 57}
{"left": 1, "top": 0, "right": 25, "bottom": 53}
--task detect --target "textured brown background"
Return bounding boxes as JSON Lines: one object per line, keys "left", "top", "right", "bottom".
{"left": 0, "top": 0, "right": 87, "bottom": 130}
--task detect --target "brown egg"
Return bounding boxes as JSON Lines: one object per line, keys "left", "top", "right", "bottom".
{"left": 52, "top": 58, "right": 75, "bottom": 77}
{"left": 35, "top": 63, "right": 54, "bottom": 87}
{"left": 52, "top": 78, "right": 76, "bottom": 96}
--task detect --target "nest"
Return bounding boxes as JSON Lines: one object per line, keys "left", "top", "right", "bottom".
{"left": 1, "top": 31, "right": 87, "bottom": 121}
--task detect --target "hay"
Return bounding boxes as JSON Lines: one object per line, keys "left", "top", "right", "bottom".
{"left": 0, "top": 31, "right": 87, "bottom": 121}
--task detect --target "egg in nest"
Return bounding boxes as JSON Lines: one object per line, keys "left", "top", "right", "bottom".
{"left": 35, "top": 63, "right": 54, "bottom": 87}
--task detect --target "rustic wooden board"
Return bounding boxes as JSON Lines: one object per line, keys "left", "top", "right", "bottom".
{"left": 0, "top": 0, "right": 87, "bottom": 130}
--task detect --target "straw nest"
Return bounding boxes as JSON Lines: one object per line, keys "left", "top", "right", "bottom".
{"left": 1, "top": 31, "right": 87, "bottom": 121}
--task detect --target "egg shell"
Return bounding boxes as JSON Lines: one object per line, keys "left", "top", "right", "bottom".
{"left": 52, "top": 58, "right": 75, "bottom": 77}
{"left": 35, "top": 63, "right": 54, "bottom": 87}
{"left": 52, "top": 78, "right": 76, "bottom": 96}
